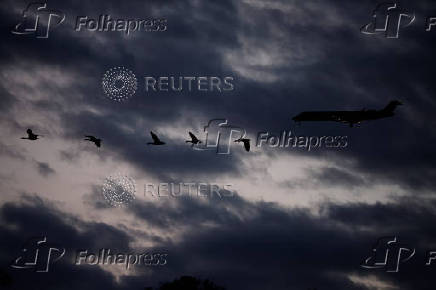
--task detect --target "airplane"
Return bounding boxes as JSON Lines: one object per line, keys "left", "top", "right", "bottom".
{"left": 20, "top": 129, "right": 42, "bottom": 140}
{"left": 292, "top": 100, "right": 402, "bottom": 127}
{"left": 147, "top": 131, "right": 166, "bottom": 145}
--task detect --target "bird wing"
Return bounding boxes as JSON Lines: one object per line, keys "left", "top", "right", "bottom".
{"left": 244, "top": 140, "right": 250, "bottom": 152}
{"left": 95, "top": 140, "right": 101, "bottom": 147}
{"left": 189, "top": 132, "right": 198, "bottom": 142}
{"left": 150, "top": 131, "right": 160, "bottom": 143}
{"left": 85, "top": 135, "right": 96, "bottom": 140}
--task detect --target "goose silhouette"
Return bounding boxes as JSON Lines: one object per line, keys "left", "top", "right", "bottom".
{"left": 84, "top": 135, "right": 102, "bottom": 147}
{"left": 20, "top": 129, "right": 41, "bottom": 141}
{"left": 234, "top": 137, "right": 250, "bottom": 152}
{"left": 186, "top": 132, "right": 202, "bottom": 146}
{"left": 147, "top": 131, "right": 165, "bottom": 145}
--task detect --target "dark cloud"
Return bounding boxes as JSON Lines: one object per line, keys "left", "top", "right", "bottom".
{"left": 3, "top": 192, "right": 435, "bottom": 290}
{"left": 35, "top": 161, "right": 56, "bottom": 177}
{"left": 3, "top": 0, "right": 429, "bottom": 189}
{"left": 1, "top": 0, "right": 436, "bottom": 289}
{"left": 131, "top": 195, "right": 436, "bottom": 290}
{"left": 59, "top": 149, "right": 80, "bottom": 162}
{"left": 0, "top": 194, "right": 168, "bottom": 290}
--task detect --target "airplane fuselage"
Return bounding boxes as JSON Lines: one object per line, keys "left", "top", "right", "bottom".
{"left": 292, "top": 106, "right": 398, "bottom": 126}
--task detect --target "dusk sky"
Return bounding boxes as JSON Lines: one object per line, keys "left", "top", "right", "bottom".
{"left": 1, "top": 0, "right": 436, "bottom": 289}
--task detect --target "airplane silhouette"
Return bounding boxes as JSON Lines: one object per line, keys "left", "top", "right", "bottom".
{"left": 84, "top": 135, "right": 101, "bottom": 147}
{"left": 235, "top": 137, "right": 250, "bottom": 152}
{"left": 20, "top": 129, "right": 42, "bottom": 140}
{"left": 292, "top": 100, "right": 402, "bottom": 127}
{"left": 186, "top": 132, "right": 202, "bottom": 146}
{"left": 147, "top": 131, "right": 165, "bottom": 145}
{"left": 145, "top": 276, "right": 226, "bottom": 290}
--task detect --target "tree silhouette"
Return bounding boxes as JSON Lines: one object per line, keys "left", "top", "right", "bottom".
{"left": 0, "top": 268, "right": 13, "bottom": 288}
{"left": 145, "top": 276, "right": 226, "bottom": 290}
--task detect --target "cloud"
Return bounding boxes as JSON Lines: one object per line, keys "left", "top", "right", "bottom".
{"left": 0, "top": 141, "right": 26, "bottom": 161}
{"left": 35, "top": 161, "right": 56, "bottom": 177}
{"left": 308, "top": 166, "right": 366, "bottom": 188}
{"left": 1, "top": 0, "right": 436, "bottom": 289}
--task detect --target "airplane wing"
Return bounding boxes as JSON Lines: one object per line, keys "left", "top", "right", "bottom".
{"left": 294, "top": 111, "right": 340, "bottom": 121}
{"left": 330, "top": 111, "right": 366, "bottom": 124}
{"left": 294, "top": 111, "right": 365, "bottom": 124}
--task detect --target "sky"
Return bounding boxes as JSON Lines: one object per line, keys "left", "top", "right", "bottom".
{"left": 1, "top": 0, "right": 436, "bottom": 289}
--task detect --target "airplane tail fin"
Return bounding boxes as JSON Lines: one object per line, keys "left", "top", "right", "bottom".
{"left": 382, "top": 100, "right": 402, "bottom": 113}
